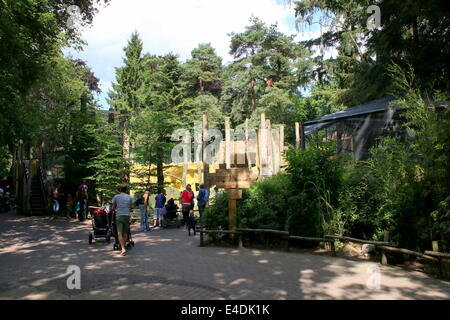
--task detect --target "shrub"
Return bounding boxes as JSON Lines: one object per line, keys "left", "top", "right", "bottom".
{"left": 285, "top": 141, "right": 344, "bottom": 237}
{"left": 238, "top": 174, "right": 291, "bottom": 230}
{"left": 201, "top": 191, "right": 229, "bottom": 230}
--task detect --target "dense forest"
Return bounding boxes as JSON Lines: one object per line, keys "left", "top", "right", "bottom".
{"left": 0, "top": 0, "right": 449, "bottom": 252}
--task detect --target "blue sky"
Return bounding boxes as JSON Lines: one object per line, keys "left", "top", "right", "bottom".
{"left": 65, "top": 0, "right": 323, "bottom": 109}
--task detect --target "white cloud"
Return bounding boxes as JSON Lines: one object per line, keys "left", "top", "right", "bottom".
{"left": 66, "top": 0, "right": 325, "bottom": 108}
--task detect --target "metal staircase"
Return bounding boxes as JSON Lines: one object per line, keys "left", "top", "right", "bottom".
{"left": 30, "top": 165, "right": 48, "bottom": 215}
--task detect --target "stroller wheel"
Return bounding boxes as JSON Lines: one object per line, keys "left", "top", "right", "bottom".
{"left": 113, "top": 244, "right": 119, "bottom": 251}
{"left": 88, "top": 234, "right": 93, "bottom": 245}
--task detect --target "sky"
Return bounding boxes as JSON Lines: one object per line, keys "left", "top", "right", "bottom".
{"left": 65, "top": 0, "right": 326, "bottom": 109}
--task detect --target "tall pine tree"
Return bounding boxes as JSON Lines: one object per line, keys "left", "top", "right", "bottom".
{"left": 108, "top": 31, "right": 145, "bottom": 183}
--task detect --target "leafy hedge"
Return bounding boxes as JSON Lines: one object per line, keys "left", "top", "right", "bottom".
{"left": 202, "top": 93, "right": 450, "bottom": 252}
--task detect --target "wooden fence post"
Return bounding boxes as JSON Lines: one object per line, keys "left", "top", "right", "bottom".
{"left": 284, "top": 236, "right": 290, "bottom": 252}
{"left": 381, "top": 231, "right": 391, "bottom": 265}
{"left": 200, "top": 229, "right": 204, "bottom": 247}
{"left": 238, "top": 233, "right": 244, "bottom": 249}
{"left": 330, "top": 240, "right": 336, "bottom": 256}
{"left": 432, "top": 241, "right": 439, "bottom": 252}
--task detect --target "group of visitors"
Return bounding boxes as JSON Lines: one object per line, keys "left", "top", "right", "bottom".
{"left": 108, "top": 184, "right": 210, "bottom": 256}
{"left": 0, "top": 183, "right": 14, "bottom": 213}
{"left": 51, "top": 180, "right": 89, "bottom": 220}
{"left": 134, "top": 183, "right": 209, "bottom": 235}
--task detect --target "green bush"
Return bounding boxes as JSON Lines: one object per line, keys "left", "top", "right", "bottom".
{"left": 201, "top": 191, "right": 229, "bottom": 230}
{"left": 201, "top": 98, "right": 450, "bottom": 253}
{"left": 238, "top": 174, "right": 291, "bottom": 230}
{"left": 285, "top": 141, "right": 344, "bottom": 237}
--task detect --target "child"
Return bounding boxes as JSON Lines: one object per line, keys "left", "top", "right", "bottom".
{"left": 186, "top": 210, "right": 197, "bottom": 236}
{"left": 66, "top": 194, "right": 76, "bottom": 220}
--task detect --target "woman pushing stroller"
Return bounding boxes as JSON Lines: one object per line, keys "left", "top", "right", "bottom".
{"left": 112, "top": 185, "right": 133, "bottom": 257}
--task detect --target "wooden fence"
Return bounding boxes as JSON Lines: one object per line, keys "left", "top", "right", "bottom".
{"left": 199, "top": 227, "right": 450, "bottom": 276}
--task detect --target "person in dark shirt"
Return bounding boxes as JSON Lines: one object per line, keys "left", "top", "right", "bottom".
{"left": 186, "top": 210, "right": 197, "bottom": 236}
{"left": 154, "top": 189, "right": 166, "bottom": 228}
{"left": 196, "top": 184, "right": 209, "bottom": 218}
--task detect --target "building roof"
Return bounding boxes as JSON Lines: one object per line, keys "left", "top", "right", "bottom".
{"left": 304, "top": 96, "right": 398, "bottom": 126}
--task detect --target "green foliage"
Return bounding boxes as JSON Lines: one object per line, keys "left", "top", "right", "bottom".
{"left": 292, "top": 0, "right": 450, "bottom": 110}
{"left": 0, "top": 0, "right": 109, "bottom": 149}
{"left": 183, "top": 43, "right": 223, "bottom": 98}
{"left": 203, "top": 143, "right": 345, "bottom": 238}
{"left": 239, "top": 174, "right": 291, "bottom": 230}
{"left": 86, "top": 117, "right": 129, "bottom": 201}
{"left": 430, "top": 197, "right": 450, "bottom": 252}
{"left": 131, "top": 53, "right": 188, "bottom": 188}
{"left": 224, "top": 16, "right": 312, "bottom": 126}
{"left": 201, "top": 192, "right": 229, "bottom": 230}
{"left": 0, "top": 146, "right": 13, "bottom": 180}
{"left": 285, "top": 141, "right": 343, "bottom": 236}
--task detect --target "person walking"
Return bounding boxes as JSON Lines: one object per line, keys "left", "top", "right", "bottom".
{"left": 196, "top": 184, "right": 209, "bottom": 219}
{"left": 190, "top": 186, "right": 195, "bottom": 212}
{"left": 112, "top": 186, "right": 133, "bottom": 257}
{"left": 51, "top": 183, "right": 63, "bottom": 217}
{"left": 154, "top": 189, "right": 166, "bottom": 228}
{"left": 186, "top": 210, "right": 197, "bottom": 236}
{"left": 137, "top": 189, "right": 151, "bottom": 231}
{"left": 77, "top": 180, "right": 88, "bottom": 220}
{"left": 181, "top": 185, "right": 193, "bottom": 226}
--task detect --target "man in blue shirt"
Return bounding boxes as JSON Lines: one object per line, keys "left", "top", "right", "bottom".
{"left": 196, "top": 184, "right": 209, "bottom": 218}
{"left": 154, "top": 189, "right": 166, "bottom": 228}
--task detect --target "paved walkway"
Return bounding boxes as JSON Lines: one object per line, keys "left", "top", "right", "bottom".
{"left": 0, "top": 211, "right": 449, "bottom": 300}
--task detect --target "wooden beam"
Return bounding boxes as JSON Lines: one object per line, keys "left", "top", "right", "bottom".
{"left": 245, "top": 119, "right": 252, "bottom": 170}
{"left": 325, "top": 235, "right": 389, "bottom": 246}
{"left": 228, "top": 197, "right": 237, "bottom": 231}
{"left": 266, "top": 120, "right": 273, "bottom": 176}
{"left": 279, "top": 125, "right": 285, "bottom": 172}
{"left": 182, "top": 130, "right": 190, "bottom": 187}
{"left": 378, "top": 246, "right": 438, "bottom": 262}
{"left": 295, "top": 122, "right": 300, "bottom": 150}
{"left": 195, "top": 121, "right": 203, "bottom": 185}
{"left": 225, "top": 117, "right": 231, "bottom": 169}
{"left": 424, "top": 251, "right": 450, "bottom": 260}
{"left": 236, "top": 228, "right": 289, "bottom": 236}
{"left": 288, "top": 236, "right": 329, "bottom": 242}
{"left": 202, "top": 114, "right": 209, "bottom": 189}
{"left": 259, "top": 113, "right": 268, "bottom": 177}
{"left": 227, "top": 189, "right": 243, "bottom": 200}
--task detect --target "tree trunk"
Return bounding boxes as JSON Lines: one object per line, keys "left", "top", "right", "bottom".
{"left": 157, "top": 161, "right": 164, "bottom": 190}
{"left": 122, "top": 119, "right": 130, "bottom": 184}
{"left": 250, "top": 79, "right": 256, "bottom": 111}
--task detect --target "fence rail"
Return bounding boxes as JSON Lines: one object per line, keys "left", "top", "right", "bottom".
{"left": 199, "top": 228, "right": 448, "bottom": 276}
{"left": 325, "top": 235, "right": 389, "bottom": 246}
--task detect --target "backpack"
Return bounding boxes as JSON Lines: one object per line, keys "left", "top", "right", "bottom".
{"left": 197, "top": 189, "right": 209, "bottom": 204}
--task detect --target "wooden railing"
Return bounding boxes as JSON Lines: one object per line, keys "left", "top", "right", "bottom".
{"left": 199, "top": 228, "right": 449, "bottom": 276}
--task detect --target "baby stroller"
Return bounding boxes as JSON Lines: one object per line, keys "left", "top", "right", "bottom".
{"left": 111, "top": 212, "right": 135, "bottom": 251}
{"left": 88, "top": 209, "right": 112, "bottom": 245}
